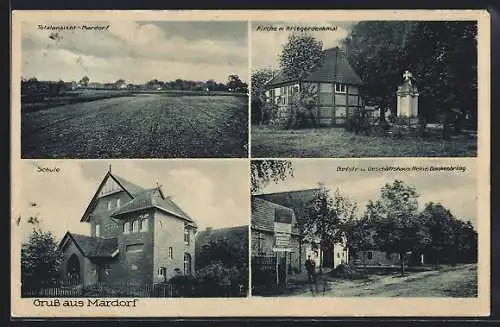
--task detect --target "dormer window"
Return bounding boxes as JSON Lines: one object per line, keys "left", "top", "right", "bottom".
{"left": 96, "top": 224, "right": 101, "bottom": 237}
{"left": 116, "top": 198, "right": 120, "bottom": 208}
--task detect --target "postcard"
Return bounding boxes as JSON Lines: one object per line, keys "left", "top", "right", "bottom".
{"left": 10, "top": 9, "right": 490, "bottom": 318}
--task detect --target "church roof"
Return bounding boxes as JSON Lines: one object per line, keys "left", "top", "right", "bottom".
{"left": 110, "top": 187, "right": 196, "bottom": 226}
{"left": 59, "top": 232, "right": 119, "bottom": 259}
{"left": 265, "top": 47, "right": 364, "bottom": 88}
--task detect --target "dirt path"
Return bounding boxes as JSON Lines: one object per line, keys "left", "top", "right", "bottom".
{"left": 285, "top": 264, "right": 477, "bottom": 298}
{"left": 21, "top": 95, "right": 248, "bottom": 158}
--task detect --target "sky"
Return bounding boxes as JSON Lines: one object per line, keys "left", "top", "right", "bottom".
{"left": 16, "top": 160, "right": 250, "bottom": 242}
{"left": 258, "top": 158, "right": 478, "bottom": 227}
{"left": 21, "top": 21, "right": 248, "bottom": 84}
{"left": 251, "top": 21, "right": 357, "bottom": 71}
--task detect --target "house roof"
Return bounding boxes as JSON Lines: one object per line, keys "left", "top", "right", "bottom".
{"left": 110, "top": 187, "right": 197, "bottom": 227}
{"left": 265, "top": 47, "right": 364, "bottom": 87}
{"left": 81, "top": 171, "right": 197, "bottom": 227}
{"left": 59, "top": 232, "right": 118, "bottom": 259}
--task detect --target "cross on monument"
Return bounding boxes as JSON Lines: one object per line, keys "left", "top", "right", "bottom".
{"left": 403, "top": 70, "right": 413, "bottom": 84}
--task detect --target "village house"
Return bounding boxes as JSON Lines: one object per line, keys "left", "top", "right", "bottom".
{"left": 251, "top": 189, "right": 348, "bottom": 277}
{"left": 58, "top": 168, "right": 197, "bottom": 287}
{"left": 265, "top": 47, "right": 366, "bottom": 126}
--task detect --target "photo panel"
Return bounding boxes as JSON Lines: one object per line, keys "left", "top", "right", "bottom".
{"left": 250, "top": 19, "right": 482, "bottom": 158}
{"left": 249, "top": 158, "right": 489, "bottom": 315}
{"left": 19, "top": 19, "right": 249, "bottom": 159}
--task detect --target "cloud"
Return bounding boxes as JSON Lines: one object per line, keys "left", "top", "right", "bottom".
{"left": 16, "top": 160, "right": 249, "bottom": 242}
{"left": 21, "top": 21, "right": 248, "bottom": 83}
{"left": 251, "top": 21, "right": 352, "bottom": 70}
{"left": 258, "top": 159, "right": 477, "bottom": 225}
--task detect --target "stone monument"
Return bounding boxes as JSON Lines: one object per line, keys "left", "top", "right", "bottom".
{"left": 397, "top": 70, "right": 419, "bottom": 118}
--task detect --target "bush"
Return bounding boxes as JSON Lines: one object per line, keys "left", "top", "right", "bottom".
{"left": 169, "top": 275, "right": 197, "bottom": 297}
{"left": 195, "top": 261, "right": 248, "bottom": 297}
{"left": 270, "top": 91, "right": 317, "bottom": 129}
{"left": 345, "top": 108, "right": 372, "bottom": 135}
{"left": 330, "top": 263, "right": 360, "bottom": 279}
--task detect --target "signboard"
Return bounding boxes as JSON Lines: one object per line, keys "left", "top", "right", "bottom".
{"left": 274, "top": 221, "right": 291, "bottom": 251}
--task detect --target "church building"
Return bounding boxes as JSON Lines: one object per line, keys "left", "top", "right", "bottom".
{"left": 265, "top": 47, "right": 365, "bottom": 126}
{"left": 58, "top": 168, "right": 197, "bottom": 287}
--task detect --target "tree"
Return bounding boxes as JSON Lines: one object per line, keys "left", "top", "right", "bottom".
{"left": 79, "top": 75, "right": 90, "bottom": 87}
{"left": 303, "top": 185, "right": 357, "bottom": 272}
{"left": 227, "top": 75, "right": 246, "bottom": 93}
{"left": 251, "top": 68, "right": 278, "bottom": 125}
{"left": 250, "top": 160, "right": 294, "bottom": 194}
{"left": 420, "top": 202, "right": 456, "bottom": 266}
{"left": 279, "top": 33, "right": 324, "bottom": 93}
{"left": 344, "top": 214, "right": 376, "bottom": 260}
{"left": 366, "top": 180, "right": 430, "bottom": 276}
{"left": 20, "top": 208, "right": 63, "bottom": 295}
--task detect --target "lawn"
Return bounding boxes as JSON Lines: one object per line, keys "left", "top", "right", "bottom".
{"left": 262, "top": 264, "right": 478, "bottom": 298}
{"left": 251, "top": 125, "right": 477, "bottom": 158}
{"left": 21, "top": 94, "right": 248, "bottom": 158}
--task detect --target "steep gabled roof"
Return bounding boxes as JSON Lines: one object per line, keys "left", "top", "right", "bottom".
{"left": 59, "top": 232, "right": 119, "bottom": 259}
{"left": 253, "top": 188, "right": 320, "bottom": 227}
{"left": 266, "top": 47, "right": 364, "bottom": 88}
{"left": 80, "top": 172, "right": 144, "bottom": 222}
{"left": 110, "top": 187, "right": 197, "bottom": 227}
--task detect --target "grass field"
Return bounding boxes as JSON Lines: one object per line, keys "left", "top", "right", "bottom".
{"left": 251, "top": 125, "right": 477, "bottom": 158}
{"left": 21, "top": 94, "right": 248, "bottom": 158}
{"left": 260, "top": 264, "right": 478, "bottom": 298}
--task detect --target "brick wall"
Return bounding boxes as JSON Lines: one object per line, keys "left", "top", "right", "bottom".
{"left": 90, "top": 190, "right": 133, "bottom": 238}
{"left": 153, "top": 210, "right": 189, "bottom": 281}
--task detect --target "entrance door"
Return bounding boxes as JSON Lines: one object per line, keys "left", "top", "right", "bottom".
{"left": 67, "top": 254, "right": 81, "bottom": 284}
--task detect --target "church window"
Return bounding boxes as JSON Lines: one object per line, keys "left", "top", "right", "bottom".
{"left": 335, "top": 83, "right": 346, "bottom": 94}
{"left": 168, "top": 247, "right": 173, "bottom": 259}
{"left": 95, "top": 224, "right": 101, "bottom": 237}
{"left": 132, "top": 220, "right": 139, "bottom": 233}
{"left": 140, "top": 218, "right": 149, "bottom": 232}
{"left": 123, "top": 221, "right": 130, "bottom": 234}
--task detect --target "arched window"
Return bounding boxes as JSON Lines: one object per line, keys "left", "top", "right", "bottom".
{"left": 123, "top": 222, "right": 130, "bottom": 234}
{"left": 132, "top": 220, "right": 139, "bottom": 233}
{"left": 184, "top": 253, "right": 192, "bottom": 275}
{"left": 140, "top": 218, "right": 148, "bottom": 232}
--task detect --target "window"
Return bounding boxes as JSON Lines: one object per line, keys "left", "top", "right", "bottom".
{"left": 158, "top": 267, "right": 167, "bottom": 277}
{"left": 95, "top": 224, "right": 101, "bottom": 237}
{"left": 140, "top": 218, "right": 149, "bottom": 232}
{"left": 184, "top": 229, "right": 190, "bottom": 245}
{"left": 337, "top": 252, "right": 341, "bottom": 258}
{"left": 123, "top": 221, "right": 130, "bottom": 234}
{"left": 168, "top": 247, "right": 173, "bottom": 259}
{"left": 184, "top": 253, "right": 192, "bottom": 275}
{"left": 367, "top": 251, "right": 373, "bottom": 260}
{"left": 132, "top": 220, "right": 139, "bottom": 233}
{"left": 335, "top": 83, "right": 346, "bottom": 94}
{"left": 126, "top": 243, "right": 143, "bottom": 253}
{"left": 107, "top": 200, "right": 112, "bottom": 211}
{"left": 116, "top": 198, "right": 120, "bottom": 208}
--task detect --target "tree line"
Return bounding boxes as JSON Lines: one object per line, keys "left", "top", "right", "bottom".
{"left": 21, "top": 74, "right": 248, "bottom": 95}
